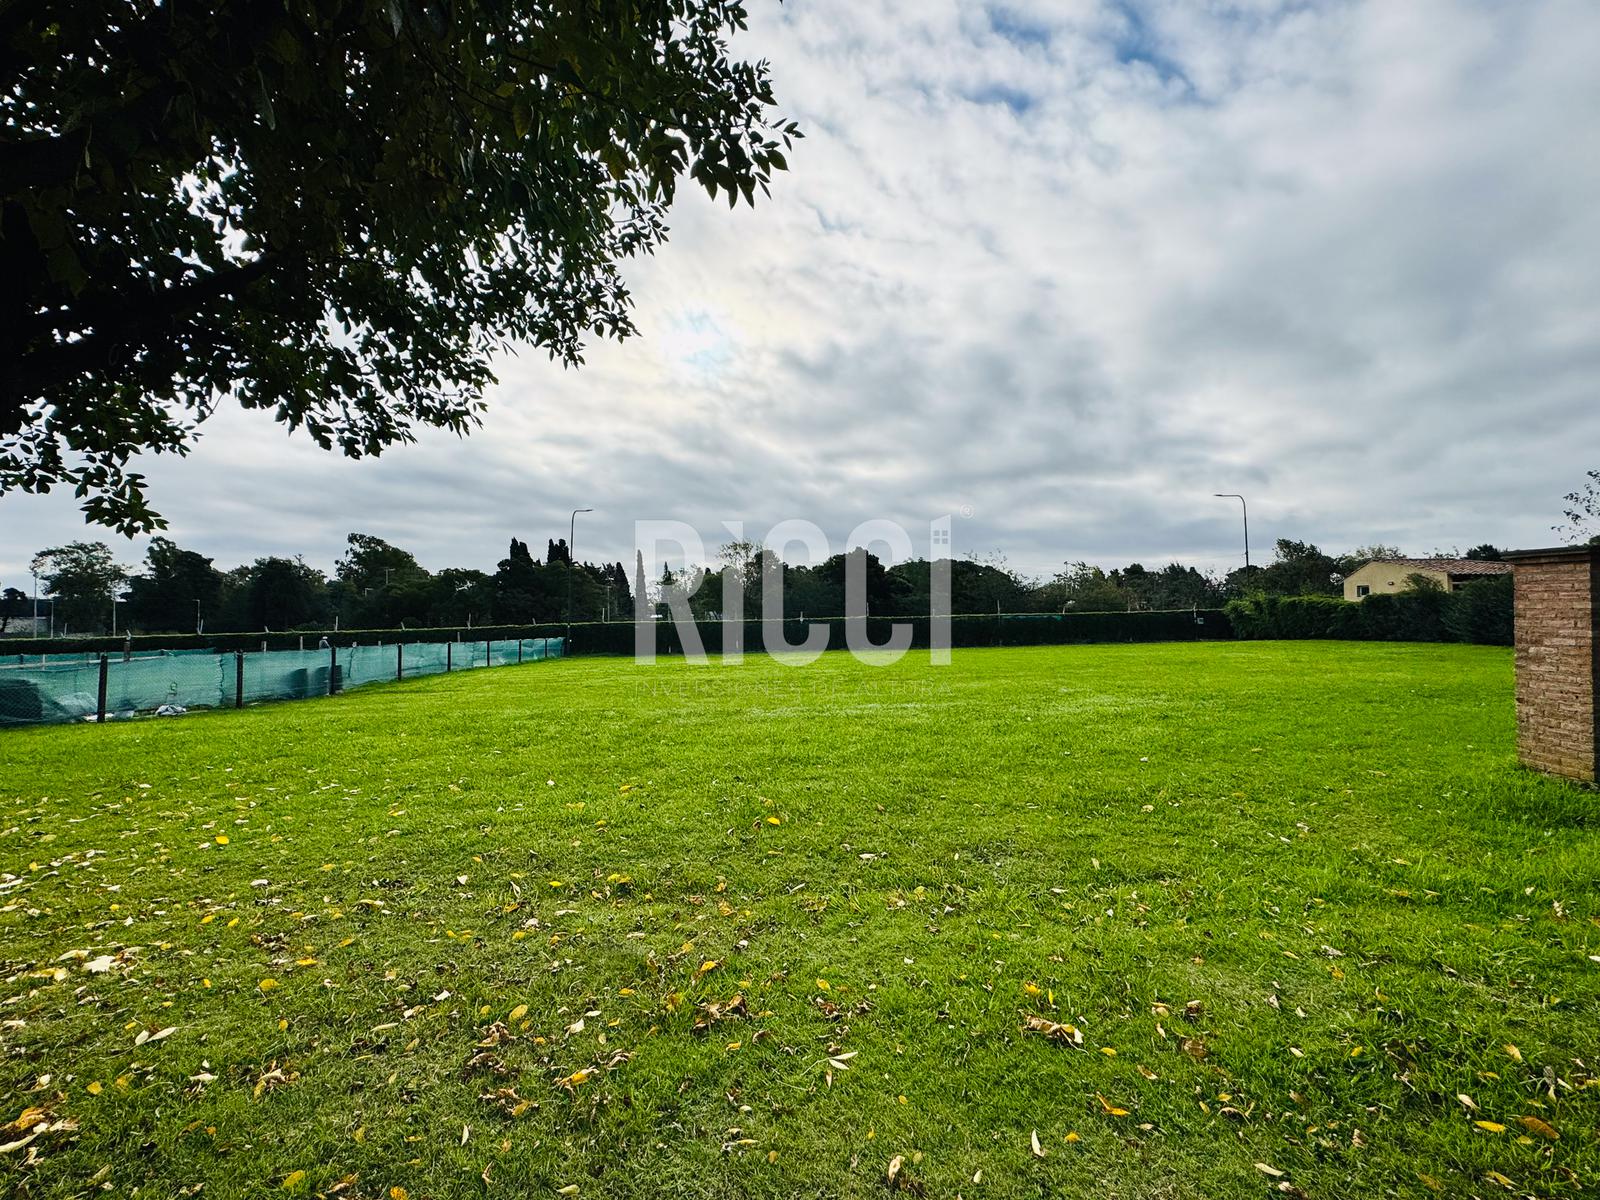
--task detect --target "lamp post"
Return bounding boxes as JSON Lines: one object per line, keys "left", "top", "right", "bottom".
{"left": 1214, "top": 493, "right": 1250, "bottom": 575}
{"left": 565, "top": 507, "right": 594, "bottom": 651}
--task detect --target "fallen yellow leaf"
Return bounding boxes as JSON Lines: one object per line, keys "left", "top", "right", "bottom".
{"left": 1095, "top": 1093, "right": 1130, "bottom": 1117}
{"left": 1518, "top": 1115, "right": 1559, "bottom": 1141}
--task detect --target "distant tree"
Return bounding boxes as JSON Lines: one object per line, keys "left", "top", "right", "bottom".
{"left": 1221, "top": 563, "right": 1264, "bottom": 596}
{"left": 710, "top": 539, "right": 760, "bottom": 618}
{"left": 633, "top": 552, "right": 649, "bottom": 619}
{"left": 423, "top": 569, "right": 495, "bottom": 627}
{"left": 245, "top": 556, "right": 328, "bottom": 630}
{"left": 0, "top": 586, "right": 28, "bottom": 633}
{"left": 949, "top": 552, "right": 1026, "bottom": 615}
{"left": 335, "top": 533, "right": 425, "bottom": 594}
{"left": 606, "top": 562, "right": 633, "bottom": 619}
{"left": 124, "top": 537, "right": 224, "bottom": 632}
{"left": 493, "top": 538, "right": 544, "bottom": 624}
{"left": 781, "top": 559, "right": 836, "bottom": 619}
{"left": 656, "top": 562, "right": 705, "bottom": 619}
{"left": 1051, "top": 562, "right": 1129, "bottom": 613}
{"left": 3, "top": 0, "right": 797, "bottom": 533}
{"left": 213, "top": 564, "right": 255, "bottom": 631}
{"left": 810, "top": 549, "right": 895, "bottom": 617}
{"left": 1113, "top": 562, "right": 1222, "bottom": 610}
{"left": 1348, "top": 543, "right": 1404, "bottom": 561}
{"left": 31, "top": 541, "right": 128, "bottom": 634}
{"left": 1112, "top": 562, "right": 1152, "bottom": 610}
{"left": 1464, "top": 544, "right": 1502, "bottom": 562}
{"left": 1256, "top": 539, "right": 1343, "bottom": 597}
{"left": 1561, "top": 471, "right": 1600, "bottom": 542}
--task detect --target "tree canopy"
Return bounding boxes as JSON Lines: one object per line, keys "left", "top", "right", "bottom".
{"left": 30, "top": 541, "right": 128, "bottom": 633}
{"left": 124, "top": 536, "right": 223, "bottom": 631}
{"left": 1, "top": 0, "right": 796, "bottom": 532}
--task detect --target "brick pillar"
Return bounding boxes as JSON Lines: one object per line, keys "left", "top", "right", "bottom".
{"left": 1504, "top": 546, "right": 1600, "bottom": 782}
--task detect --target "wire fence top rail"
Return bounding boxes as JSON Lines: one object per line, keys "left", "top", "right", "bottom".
{"left": 0, "top": 637, "right": 563, "bottom": 729}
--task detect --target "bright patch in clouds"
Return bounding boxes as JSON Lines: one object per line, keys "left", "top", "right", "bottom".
{"left": 3, "top": 0, "right": 1597, "bottom": 582}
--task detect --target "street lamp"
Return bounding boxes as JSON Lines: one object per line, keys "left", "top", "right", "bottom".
{"left": 565, "top": 507, "right": 594, "bottom": 651}
{"left": 1214, "top": 493, "right": 1250, "bottom": 574}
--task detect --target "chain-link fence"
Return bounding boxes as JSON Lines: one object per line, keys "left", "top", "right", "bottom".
{"left": 0, "top": 637, "right": 563, "bottom": 729}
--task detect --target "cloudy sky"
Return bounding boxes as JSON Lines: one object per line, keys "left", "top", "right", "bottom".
{"left": 3, "top": 0, "right": 1598, "bottom": 586}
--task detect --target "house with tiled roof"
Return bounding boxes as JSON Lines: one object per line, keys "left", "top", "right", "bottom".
{"left": 1341, "top": 557, "right": 1511, "bottom": 602}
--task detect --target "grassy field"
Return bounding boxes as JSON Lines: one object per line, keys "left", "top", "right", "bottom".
{"left": 1, "top": 642, "right": 1597, "bottom": 1199}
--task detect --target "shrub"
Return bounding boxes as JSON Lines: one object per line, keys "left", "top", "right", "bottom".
{"left": 1443, "top": 575, "right": 1514, "bottom": 646}
{"left": 1226, "top": 581, "right": 1509, "bottom": 646}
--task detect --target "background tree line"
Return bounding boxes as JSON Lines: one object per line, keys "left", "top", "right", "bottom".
{"left": 11, "top": 534, "right": 634, "bottom": 636}
{"left": 5, "top": 533, "right": 1509, "bottom": 638}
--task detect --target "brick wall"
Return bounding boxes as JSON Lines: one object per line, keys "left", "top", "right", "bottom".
{"left": 1505, "top": 547, "right": 1600, "bottom": 782}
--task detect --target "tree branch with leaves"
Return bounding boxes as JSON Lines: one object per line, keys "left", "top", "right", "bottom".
{"left": 1, "top": 0, "right": 797, "bottom": 532}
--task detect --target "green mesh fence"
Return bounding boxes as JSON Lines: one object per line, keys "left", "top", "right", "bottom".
{"left": 0, "top": 638, "right": 562, "bottom": 728}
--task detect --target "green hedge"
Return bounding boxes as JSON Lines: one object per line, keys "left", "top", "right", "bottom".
{"left": 1, "top": 609, "right": 1232, "bottom": 660}
{"left": 570, "top": 610, "right": 1231, "bottom": 657}
{"left": 1224, "top": 577, "right": 1512, "bottom": 646}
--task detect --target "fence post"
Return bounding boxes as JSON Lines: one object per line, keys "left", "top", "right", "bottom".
{"left": 517, "top": 638, "right": 523, "bottom": 665}
{"left": 328, "top": 643, "right": 338, "bottom": 695}
{"left": 485, "top": 639, "right": 491, "bottom": 669}
{"left": 446, "top": 642, "right": 453, "bottom": 672}
{"left": 96, "top": 654, "right": 108, "bottom": 723}
{"left": 235, "top": 651, "right": 244, "bottom": 709}
{"left": 397, "top": 642, "right": 403, "bottom": 681}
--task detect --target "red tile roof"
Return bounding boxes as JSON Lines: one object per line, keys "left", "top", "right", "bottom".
{"left": 1359, "top": 557, "right": 1511, "bottom": 576}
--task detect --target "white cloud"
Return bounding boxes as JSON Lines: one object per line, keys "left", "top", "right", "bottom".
{"left": 3, "top": 0, "right": 1597, "bottom": 586}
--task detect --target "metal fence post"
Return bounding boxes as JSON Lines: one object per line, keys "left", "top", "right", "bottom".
{"left": 446, "top": 642, "right": 452, "bottom": 672}
{"left": 96, "top": 654, "right": 108, "bottom": 723}
{"left": 517, "top": 638, "right": 523, "bottom": 665}
{"left": 329, "top": 643, "right": 338, "bottom": 695}
{"left": 396, "top": 642, "right": 403, "bottom": 681}
{"left": 235, "top": 651, "right": 244, "bottom": 709}
{"left": 485, "top": 639, "right": 491, "bottom": 669}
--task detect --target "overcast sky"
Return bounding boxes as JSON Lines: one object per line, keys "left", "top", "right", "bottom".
{"left": 3, "top": 0, "right": 1597, "bottom": 587}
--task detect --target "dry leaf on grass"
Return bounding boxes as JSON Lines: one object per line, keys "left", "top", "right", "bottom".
{"left": 1022, "top": 1014, "right": 1084, "bottom": 1047}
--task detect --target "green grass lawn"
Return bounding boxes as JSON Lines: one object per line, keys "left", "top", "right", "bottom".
{"left": 2, "top": 642, "right": 1597, "bottom": 1199}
